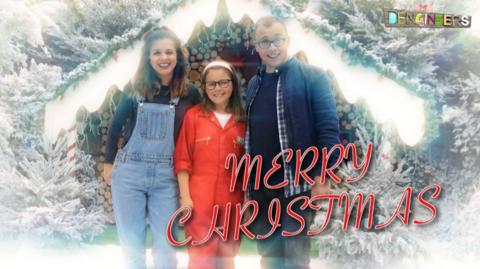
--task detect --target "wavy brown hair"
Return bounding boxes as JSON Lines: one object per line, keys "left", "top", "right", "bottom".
{"left": 200, "top": 61, "right": 245, "bottom": 121}
{"left": 133, "top": 26, "right": 188, "bottom": 101}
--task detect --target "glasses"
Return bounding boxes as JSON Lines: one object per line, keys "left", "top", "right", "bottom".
{"left": 256, "top": 37, "right": 287, "bottom": 49}
{"left": 205, "top": 79, "right": 232, "bottom": 90}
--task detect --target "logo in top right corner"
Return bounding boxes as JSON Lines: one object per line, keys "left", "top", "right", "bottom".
{"left": 384, "top": 6, "right": 472, "bottom": 28}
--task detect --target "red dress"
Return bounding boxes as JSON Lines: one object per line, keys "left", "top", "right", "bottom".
{"left": 174, "top": 105, "right": 245, "bottom": 269}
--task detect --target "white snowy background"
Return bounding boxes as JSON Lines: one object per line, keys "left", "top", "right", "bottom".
{"left": 0, "top": 0, "right": 479, "bottom": 268}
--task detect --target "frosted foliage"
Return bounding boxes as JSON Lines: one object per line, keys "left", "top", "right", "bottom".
{"left": 314, "top": 126, "right": 422, "bottom": 269}
{"left": 0, "top": 135, "right": 106, "bottom": 242}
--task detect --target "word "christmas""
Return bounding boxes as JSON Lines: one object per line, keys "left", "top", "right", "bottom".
{"left": 167, "top": 183, "right": 441, "bottom": 246}
{"left": 166, "top": 143, "right": 442, "bottom": 246}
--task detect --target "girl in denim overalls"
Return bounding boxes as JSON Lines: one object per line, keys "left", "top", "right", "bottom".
{"left": 103, "top": 27, "right": 200, "bottom": 269}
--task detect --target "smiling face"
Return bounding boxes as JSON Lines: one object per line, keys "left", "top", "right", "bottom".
{"left": 149, "top": 38, "right": 177, "bottom": 85}
{"left": 254, "top": 21, "right": 290, "bottom": 73}
{"left": 204, "top": 68, "right": 233, "bottom": 112}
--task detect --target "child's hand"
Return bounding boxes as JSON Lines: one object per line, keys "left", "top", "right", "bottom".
{"left": 180, "top": 196, "right": 194, "bottom": 209}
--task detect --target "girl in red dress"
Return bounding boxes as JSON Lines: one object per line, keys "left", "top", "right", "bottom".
{"left": 174, "top": 60, "right": 245, "bottom": 269}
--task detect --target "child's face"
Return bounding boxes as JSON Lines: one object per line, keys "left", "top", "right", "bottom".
{"left": 149, "top": 38, "right": 177, "bottom": 84}
{"left": 254, "top": 22, "right": 289, "bottom": 73}
{"left": 204, "top": 68, "right": 233, "bottom": 110}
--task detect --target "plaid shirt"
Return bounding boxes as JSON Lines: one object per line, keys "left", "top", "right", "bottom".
{"left": 245, "top": 68, "right": 311, "bottom": 198}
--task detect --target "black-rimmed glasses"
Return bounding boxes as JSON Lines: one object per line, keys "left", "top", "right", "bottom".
{"left": 205, "top": 79, "right": 232, "bottom": 90}
{"left": 256, "top": 37, "right": 287, "bottom": 49}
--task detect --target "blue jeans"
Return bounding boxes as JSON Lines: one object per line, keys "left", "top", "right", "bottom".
{"left": 251, "top": 188, "right": 313, "bottom": 269}
{"left": 111, "top": 98, "right": 180, "bottom": 269}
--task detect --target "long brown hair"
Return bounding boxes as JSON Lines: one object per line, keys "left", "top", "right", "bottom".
{"left": 133, "top": 26, "right": 188, "bottom": 101}
{"left": 200, "top": 61, "right": 245, "bottom": 121}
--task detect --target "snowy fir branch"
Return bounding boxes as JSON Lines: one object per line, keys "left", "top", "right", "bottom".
{"left": 0, "top": 135, "right": 107, "bottom": 244}
{"left": 312, "top": 124, "right": 425, "bottom": 269}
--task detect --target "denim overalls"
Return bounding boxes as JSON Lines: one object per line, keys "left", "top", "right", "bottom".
{"left": 112, "top": 93, "right": 180, "bottom": 269}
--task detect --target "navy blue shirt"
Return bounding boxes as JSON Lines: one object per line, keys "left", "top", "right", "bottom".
{"left": 249, "top": 72, "right": 284, "bottom": 186}
{"left": 246, "top": 58, "right": 340, "bottom": 198}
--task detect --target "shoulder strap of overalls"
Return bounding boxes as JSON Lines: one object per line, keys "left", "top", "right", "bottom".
{"left": 169, "top": 95, "right": 180, "bottom": 107}
{"left": 131, "top": 79, "right": 181, "bottom": 107}
{"left": 135, "top": 92, "right": 146, "bottom": 104}
{"left": 169, "top": 85, "right": 181, "bottom": 107}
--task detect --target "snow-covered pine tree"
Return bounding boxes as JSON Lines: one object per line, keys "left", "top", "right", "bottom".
{"left": 442, "top": 72, "right": 480, "bottom": 177}
{"left": 0, "top": 0, "right": 46, "bottom": 74}
{"left": 0, "top": 60, "right": 62, "bottom": 160}
{"left": 0, "top": 1, "right": 114, "bottom": 244}
{"left": 313, "top": 124, "right": 424, "bottom": 269}
{"left": 0, "top": 133, "right": 106, "bottom": 244}
{"left": 438, "top": 71, "right": 480, "bottom": 256}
